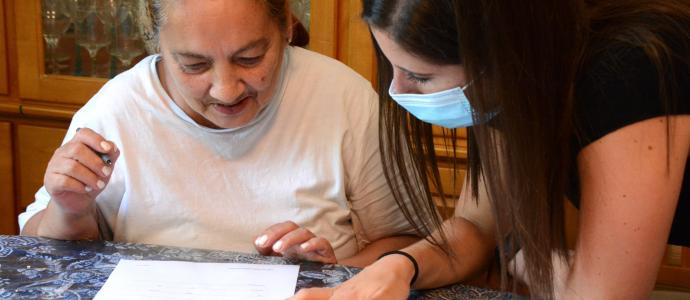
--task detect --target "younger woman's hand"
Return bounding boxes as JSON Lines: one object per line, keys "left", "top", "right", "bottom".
{"left": 254, "top": 221, "right": 337, "bottom": 264}
{"left": 290, "top": 254, "right": 413, "bottom": 300}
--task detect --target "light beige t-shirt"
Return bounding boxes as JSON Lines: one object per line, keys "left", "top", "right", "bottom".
{"left": 19, "top": 47, "right": 416, "bottom": 259}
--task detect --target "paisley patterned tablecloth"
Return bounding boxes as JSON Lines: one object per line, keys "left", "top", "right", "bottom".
{"left": 0, "top": 235, "right": 515, "bottom": 299}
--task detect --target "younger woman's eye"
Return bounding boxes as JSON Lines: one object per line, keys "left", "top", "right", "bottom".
{"left": 405, "top": 72, "right": 431, "bottom": 84}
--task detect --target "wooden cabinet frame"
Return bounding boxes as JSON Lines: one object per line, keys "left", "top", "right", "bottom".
{"left": 0, "top": 0, "right": 8, "bottom": 95}
{"left": 0, "top": 122, "right": 15, "bottom": 234}
{"left": 311, "top": 0, "right": 376, "bottom": 82}
{"left": 309, "top": 1, "right": 338, "bottom": 58}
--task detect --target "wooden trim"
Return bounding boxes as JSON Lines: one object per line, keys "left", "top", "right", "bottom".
{"left": 16, "top": 0, "right": 106, "bottom": 104}
{"left": 308, "top": 1, "right": 378, "bottom": 82}
{"left": 0, "top": 102, "right": 20, "bottom": 114}
{"left": 337, "top": 0, "right": 348, "bottom": 63}
{"left": 432, "top": 196, "right": 456, "bottom": 219}
{"left": 15, "top": 0, "right": 41, "bottom": 100}
{"left": 432, "top": 126, "right": 468, "bottom": 139}
{"left": 657, "top": 265, "right": 690, "bottom": 289}
{"left": 665, "top": 245, "right": 683, "bottom": 266}
{"left": 20, "top": 103, "right": 77, "bottom": 120}
{"left": 0, "top": 122, "right": 15, "bottom": 234}
{"left": 0, "top": 0, "right": 9, "bottom": 95}
{"left": 309, "top": 0, "right": 338, "bottom": 58}
{"left": 15, "top": 124, "right": 67, "bottom": 213}
{"left": 657, "top": 246, "right": 690, "bottom": 290}
{"left": 332, "top": 0, "right": 376, "bottom": 83}
{"left": 430, "top": 165, "right": 465, "bottom": 197}
{"left": 433, "top": 136, "right": 468, "bottom": 160}
{"left": 341, "top": 0, "right": 375, "bottom": 82}
{"left": 0, "top": 102, "right": 77, "bottom": 120}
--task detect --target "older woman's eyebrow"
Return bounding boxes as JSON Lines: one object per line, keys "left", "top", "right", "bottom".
{"left": 171, "top": 38, "right": 270, "bottom": 62}
{"left": 173, "top": 52, "right": 211, "bottom": 61}
{"left": 234, "top": 38, "right": 270, "bottom": 54}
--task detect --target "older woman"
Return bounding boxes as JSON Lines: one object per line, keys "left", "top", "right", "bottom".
{"left": 19, "top": 0, "right": 419, "bottom": 267}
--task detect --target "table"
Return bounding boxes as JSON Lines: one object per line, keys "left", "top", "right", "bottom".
{"left": 0, "top": 235, "right": 515, "bottom": 299}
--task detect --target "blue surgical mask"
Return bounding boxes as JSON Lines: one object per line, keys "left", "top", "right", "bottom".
{"left": 388, "top": 83, "right": 482, "bottom": 128}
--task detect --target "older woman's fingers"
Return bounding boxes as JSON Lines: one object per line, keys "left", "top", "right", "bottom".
{"left": 55, "top": 141, "right": 111, "bottom": 178}
{"left": 272, "top": 226, "right": 315, "bottom": 253}
{"left": 73, "top": 127, "right": 119, "bottom": 156}
{"left": 46, "top": 154, "right": 103, "bottom": 194}
{"left": 254, "top": 221, "right": 300, "bottom": 255}
{"left": 294, "top": 237, "right": 336, "bottom": 264}
{"left": 45, "top": 172, "right": 91, "bottom": 195}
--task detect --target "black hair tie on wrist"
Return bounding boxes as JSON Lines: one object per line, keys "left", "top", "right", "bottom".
{"left": 378, "top": 250, "right": 419, "bottom": 286}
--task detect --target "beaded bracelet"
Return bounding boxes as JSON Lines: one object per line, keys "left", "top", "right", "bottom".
{"left": 378, "top": 250, "right": 419, "bottom": 286}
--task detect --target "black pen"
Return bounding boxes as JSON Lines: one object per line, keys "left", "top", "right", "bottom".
{"left": 99, "top": 152, "right": 113, "bottom": 166}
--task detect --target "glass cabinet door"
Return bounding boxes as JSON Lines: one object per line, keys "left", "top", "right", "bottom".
{"left": 18, "top": 0, "right": 108, "bottom": 105}
{"left": 39, "top": 0, "right": 145, "bottom": 78}
{"left": 18, "top": 0, "right": 153, "bottom": 105}
{"left": 291, "top": 0, "right": 310, "bottom": 32}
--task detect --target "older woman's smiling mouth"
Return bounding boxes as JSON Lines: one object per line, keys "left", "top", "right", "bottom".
{"left": 212, "top": 96, "right": 252, "bottom": 116}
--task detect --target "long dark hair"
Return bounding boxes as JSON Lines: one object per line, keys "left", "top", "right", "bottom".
{"left": 362, "top": 0, "right": 462, "bottom": 256}
{"left": 363, "top": 0, "right": 690, "bottom": 298}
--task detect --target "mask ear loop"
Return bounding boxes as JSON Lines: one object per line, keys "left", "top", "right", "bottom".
{"left": 462, "top": 68, "right": 486, "bottom": 90}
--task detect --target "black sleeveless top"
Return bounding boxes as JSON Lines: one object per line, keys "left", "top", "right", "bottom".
{"left": 570, "top": 40, "right": 690, "bottom": 246}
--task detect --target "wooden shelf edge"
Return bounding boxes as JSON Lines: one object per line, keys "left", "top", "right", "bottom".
{"left": 657, "top": 265, "right": 690, "bottom": 288}
{"left": 20, "top": 103, "right": 77, "bottom": 120}
{"left": 0, "top": 102, "right": 20, "bottom": 114}
{"left": 434, "top": 142, "right": 468, "bottom": 160}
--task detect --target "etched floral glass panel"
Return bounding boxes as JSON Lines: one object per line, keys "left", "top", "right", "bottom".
{"left": 41, "top": 0, "right": 146, "bottom": 78}
{"left": 290, "top": 0, "right": 310, "bottom": 31}
{"left": 42, "top": 0, "right": 309, "bottom": 78}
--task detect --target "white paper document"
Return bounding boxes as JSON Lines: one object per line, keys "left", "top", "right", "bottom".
{"left": 95, "top": 259, "right": 300, "bottom": 300}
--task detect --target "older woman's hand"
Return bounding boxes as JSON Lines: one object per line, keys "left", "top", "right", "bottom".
{"left": 254, "top": 221, "right": 337, "bottom": 264}
{"left": 44, "top": 127, "right": 119, "bottom": 216}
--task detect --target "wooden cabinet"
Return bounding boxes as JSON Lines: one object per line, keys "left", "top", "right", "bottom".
{"left": 658, "top": 246, "right": 690, "bottom": 290}
{"left": 0, "top": 123, "right": 66, "bottom": 234}
{"left": 0, "top": 0, "right": 8, "bottom": 95}
{"left": 0, "top": 122, "right": 15, "bottom": 234}
{"left": 311, "top": 0, "right": 376, "bottom": 82}
{"left": 15, "top": 125, "right": 66, "bottom": 214}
